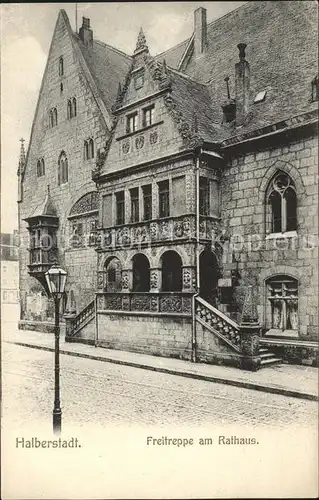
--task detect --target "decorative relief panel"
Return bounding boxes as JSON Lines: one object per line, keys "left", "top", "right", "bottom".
{"left": 121, "top": 270, "right": 129, "bottom": 290}
{"left": 150, "top": 269, "right": 159, "bottom": 290}
{"left": 182, "top": 267, "right": 194, "bottom": 290}
{"left": 135, "top": 135, "right": 145, "bottom": 150}
{"left": 97, "top": 271, "right": 105, "bottom": 290}
{"left": 149, "top": 131, "right": 158, "bottom": 144}
{"left": 122, "top": 140, "right": 130, "bottom": 154}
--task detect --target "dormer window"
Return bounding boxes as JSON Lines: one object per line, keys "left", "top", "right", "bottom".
{"left": 49, "top": 108, "right": 58, "bottom": 128}
{"left": 59, "top": 57, "right": 64, "bottom": 76}
{"left": 126, "top": 112, "right": 138, "bottom": 133}
{"left": 254, "top": 90, "right": 267, "bottom": 103}
{"left": 142, "top": 105, "right": 155, "bottom": 127}
{"left": 36, "top": 158, "right": 45, "bottom": 177}
{"left": 311, "top": 75, "right": 318, "bottom": 102}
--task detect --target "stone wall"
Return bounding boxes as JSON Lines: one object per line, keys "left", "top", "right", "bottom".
{"left": 221, "top": 131, "right": 318, "bottom": 340}
{"left": 19, "top": 13, "right": 108, "bottom": 326}
{"left": 96, "top": 312, "right": 193, "bottom": 360}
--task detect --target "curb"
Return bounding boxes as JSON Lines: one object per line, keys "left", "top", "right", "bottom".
{"left": 7, "top": 340, "right": 318, "bottom": 402}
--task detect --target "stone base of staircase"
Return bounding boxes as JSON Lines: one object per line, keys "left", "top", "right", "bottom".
{"left": 259, "top": 347, "right": 282, "bottom": 367}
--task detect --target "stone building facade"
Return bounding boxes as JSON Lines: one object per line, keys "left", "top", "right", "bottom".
{"left": 18, "top": 2, "right": 318, "bottom": 366}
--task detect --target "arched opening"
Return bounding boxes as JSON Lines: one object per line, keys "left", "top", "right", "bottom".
{"left": 199, "top": 248, "right": 219, "bottom": 304}
{"left": 161, "top": 250, "right": 182, "bottom": 291}
{"left": 104, "top": 257, "right": 122, "bottom": 292}
{"left": 132, "top": 254, "right": 150, "bottom": 292}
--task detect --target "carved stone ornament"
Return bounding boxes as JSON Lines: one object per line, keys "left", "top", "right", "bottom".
{"left": 97, "top": 271, "right": 104, "bottom": 290}
{"left": 149, "top": 131, "right": 158, "bottom": 144}
{"left": 174, "top": 221, "right": 184, "bottom": 238}
{"left": 182, "top": 268, "right": 192, "bottom": 289}
{"left": 150, "top": 222, "right": 158, "bottom": 240}
{"left": 122, "top": 271, "right": 129, "bottom": 289}
{"left": 135, "top": 135, "right": 145, "bottom": 150}
{"left": 104, "top": 231, "right": 112, "bottom": 246}
{"left": 150, "top": 270, "right": 158, "bottom": 289}
{"left": 122, "top": 140, "right": 130, "bottom": 154}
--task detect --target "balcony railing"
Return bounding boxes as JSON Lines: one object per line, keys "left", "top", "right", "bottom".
{"left": 96, "top": 214, "right": 220, "bottom": 249}
{"left": 96, "top": 291, "right": 193, "bottom": 315}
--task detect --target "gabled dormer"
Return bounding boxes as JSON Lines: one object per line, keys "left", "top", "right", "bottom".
{"left": 92, "top": 28, "right": 221, "bottom": 181}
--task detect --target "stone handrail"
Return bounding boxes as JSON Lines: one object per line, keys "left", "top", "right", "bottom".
{"left": 195, "top": 296, "right": 241, "bottom": 352}
{"left": 96, "top": 291, "right": 193, "bottom": 315}
{"left": 96, "top": 214, "right": 220, "bottom": 249}
{"left": 67, "top": 299, "right": 95, "bottom": 337}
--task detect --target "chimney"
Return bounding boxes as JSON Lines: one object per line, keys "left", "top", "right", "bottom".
{"left": 235, "top": 43, "right": 250, "bottom": 125}
{"left": 79, "top": 17, "right": 93, "bottom": 47}
{"left": 194, "top": 7, "right": 207, "bottom": 57}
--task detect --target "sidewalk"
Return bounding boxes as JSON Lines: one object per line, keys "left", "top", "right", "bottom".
{"left": 3, "top": 326, "right": 318, "bottom": 401}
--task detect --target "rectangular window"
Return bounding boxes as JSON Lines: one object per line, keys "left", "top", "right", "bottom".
{"left": 267, "top": 277, "right": 298, "bottom": 332}
{"left": 143, "top": 105, "right": 155, "bottom": 127}
{"left": 126, "top": 113, "right": 138, "bottom": 134}
{"left": 116, "top": 191, "right": 125, "bottom": 225}
{"left": 102, "top": 194, "right": 112, "bottom": 227}
{"left": 130, "top": 187, "right": 139, "bottom": 223}
{"left": 142, "top": 184, "right": 152, "bottom": 221}
{"left": 158, "top": 180, "right": 169, "bottom": 218}
{"left": 172, "top": 176, "right": 186, "bottom": 216}
{"left": 199, "top": 177, "right": 210, "bottom": 216}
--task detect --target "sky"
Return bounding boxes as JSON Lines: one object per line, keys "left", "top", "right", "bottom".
{"left": 1, "top": 1, "right": 246, "bottom": 233}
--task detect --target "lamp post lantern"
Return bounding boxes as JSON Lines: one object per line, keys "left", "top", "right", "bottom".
{"left": 45, "top": 262, "right": 67, "bottom": 435}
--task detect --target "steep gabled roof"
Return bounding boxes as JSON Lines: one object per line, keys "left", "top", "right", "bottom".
{"left": 75, "top": 36, "right": 132, "bottom": 114}
{"left": 165, "top": 67, "right": 223, "bottom": 143}
{"left": 156, "top": 1, "right": 318, "bottom": 136}
{"left": 27, "top": 187, "right": 57, "bottom": 219}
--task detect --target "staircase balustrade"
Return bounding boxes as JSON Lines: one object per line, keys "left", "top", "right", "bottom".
{"left": 195, "top": 296, "right": 241, "bottom": 352}
{"left": 67, "top": 299, "right": 95, "bottom": 337}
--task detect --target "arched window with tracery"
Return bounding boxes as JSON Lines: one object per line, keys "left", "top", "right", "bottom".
{"left": 68, "top": 191, "right": 98, "bottom": 248}
{"left": 266, "top": 171, "right": 297, "bottom": 234}
{"left": 58, "top": 151, "right": 68, "bottom": 185}
{"left": 266, "top": 275, "right": 298, "bottom": 334}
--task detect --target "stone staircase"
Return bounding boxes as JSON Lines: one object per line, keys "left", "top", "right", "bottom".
{"left": 259, "top": 346, "right": 282, "bottom": 367}
{"left": 195, "top": 295, "right": 282, "bottom": 370}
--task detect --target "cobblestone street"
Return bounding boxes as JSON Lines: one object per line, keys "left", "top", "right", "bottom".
{"left": 3, "top": 342, "right": 318, "bottom": 431}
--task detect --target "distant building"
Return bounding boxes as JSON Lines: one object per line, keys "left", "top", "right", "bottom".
{"left": 18, "top": 2, "right": 318, "bottom": 367}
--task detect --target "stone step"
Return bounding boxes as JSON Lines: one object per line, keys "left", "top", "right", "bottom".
{"left": 259, "top": 348, "right": 269, "bottom": 354}
{"left": 260, "top": 352, "right": 276, "bottom": 359}
{"left": 260, "top": 357, "right": 282, "bottom": 367}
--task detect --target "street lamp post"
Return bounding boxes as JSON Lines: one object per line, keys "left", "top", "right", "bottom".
{"left": 45, "top": 262, "right": 67, "bottom": 435}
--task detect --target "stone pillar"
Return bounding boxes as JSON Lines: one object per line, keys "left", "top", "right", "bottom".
{"left": 240, "top": 285, "right": 261, "bottom": 371}
{"left": 64, "top": 312, "right": 77, "bottom": 341}
{"left": 182, "top": 266, "right": 196, "bottom": 293}
{"left": 150, "top": 268, "right": 161, "bottom": 292}
{"left": 121, "top": 269, "right": 133, "bottom": 291}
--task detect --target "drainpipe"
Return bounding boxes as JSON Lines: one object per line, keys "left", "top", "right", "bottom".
{"left": 192, "top": 147, "right": 201, "bottom": 362}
